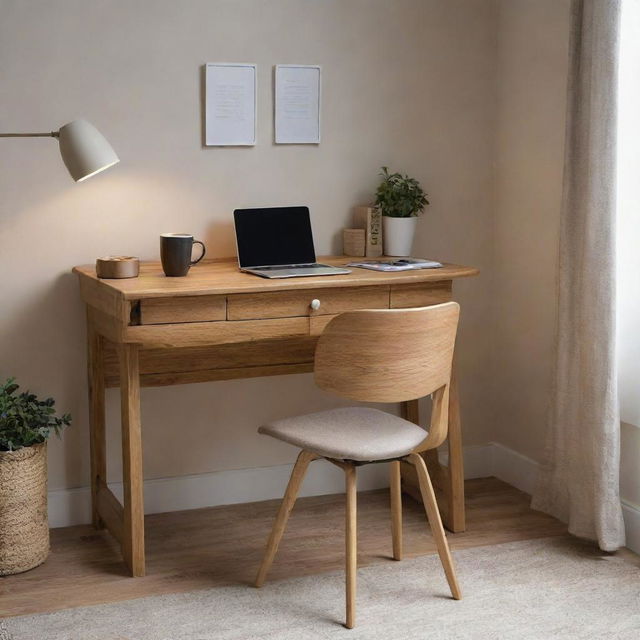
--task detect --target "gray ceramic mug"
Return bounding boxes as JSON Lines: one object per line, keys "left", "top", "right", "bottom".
{"left": 160, "top": 233, "right": 206, "bottom": 277}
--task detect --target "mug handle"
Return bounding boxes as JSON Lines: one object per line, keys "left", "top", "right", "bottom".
{"left": 191, "top": 240, "right": 206, "bottom": 265}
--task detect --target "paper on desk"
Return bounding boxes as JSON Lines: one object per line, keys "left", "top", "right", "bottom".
{"left": 347, "top": 259, "right": 443, "bottom": 272}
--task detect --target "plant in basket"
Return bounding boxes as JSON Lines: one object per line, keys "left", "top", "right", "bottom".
{"left": 0, "top": 378, "right": 71, "bottom": 575}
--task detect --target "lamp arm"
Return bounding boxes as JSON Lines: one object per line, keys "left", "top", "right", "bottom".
{"left": 0, "top": 131, "right": 59, "bottom": 138}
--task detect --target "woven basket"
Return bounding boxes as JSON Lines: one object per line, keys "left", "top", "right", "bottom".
{"left": 0, "top": 442, "right": 49, "bottom": 575}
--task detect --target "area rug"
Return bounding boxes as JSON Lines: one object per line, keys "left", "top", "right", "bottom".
{"left": 2, "top": 537, "right": 639, "bottom": 639}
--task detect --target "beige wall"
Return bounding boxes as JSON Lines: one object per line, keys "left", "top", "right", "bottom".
{"left": 491, "top": 0, "right": 571, "bottom": 462}
{"left": 0, "top": 0, "right": 498, "bottom": 492}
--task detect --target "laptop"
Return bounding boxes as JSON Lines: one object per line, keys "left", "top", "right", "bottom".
{"left": 234, "top": 206, "right": 352, "bottom": 279}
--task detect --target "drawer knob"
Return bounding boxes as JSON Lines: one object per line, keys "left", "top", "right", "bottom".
{"left": 310, "top": 298, "right": 321, "bottom": 311}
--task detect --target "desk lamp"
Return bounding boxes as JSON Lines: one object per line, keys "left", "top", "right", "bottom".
{"left": 0, "top": 119, "right": 119, "bottom": 182}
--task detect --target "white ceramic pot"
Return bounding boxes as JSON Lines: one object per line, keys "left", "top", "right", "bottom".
{"left": 382, "top": 216, "right": 417, "bottom": 256}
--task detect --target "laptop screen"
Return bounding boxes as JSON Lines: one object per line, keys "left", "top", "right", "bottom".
{"left": 234, "top": 207, "right": 317, "bottom": 268}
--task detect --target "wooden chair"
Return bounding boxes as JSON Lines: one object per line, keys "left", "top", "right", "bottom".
{"left": 254, "top": 302, "right": 462, "bottom": 629}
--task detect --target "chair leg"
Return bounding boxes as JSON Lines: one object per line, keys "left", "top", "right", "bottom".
{"left": 345, "top": 464, "right": 357, "bottom": 629}
{"left": 390, "top": 461, "right": 403, "bottom": 560}
{"left": 255, "top": 450, "right": 317, "bottom": 588}
{"left": 408, "top": 452, "right": 462, "bottom": 600}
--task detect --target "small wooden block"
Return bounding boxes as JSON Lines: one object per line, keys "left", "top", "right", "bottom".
{"left": 353, "top": 206, "right": 383, "bottom": 257}
{"left": 343, "top": 229, "right": 365, "bottom": 257}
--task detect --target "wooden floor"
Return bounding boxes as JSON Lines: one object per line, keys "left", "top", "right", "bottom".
{"left": 0, "top": 478, "right": 568, "bottom": 618}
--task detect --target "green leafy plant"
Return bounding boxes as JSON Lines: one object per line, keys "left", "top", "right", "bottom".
{"left": 0, "top": 378, "right": 71, "bottom": 452}
{"left": 374, "top": 166, "right": 429, "bottom": 218}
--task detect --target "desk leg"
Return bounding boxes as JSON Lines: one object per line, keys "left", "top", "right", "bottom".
{"left": 87, "top": 316, "right": 106, "bottom": 530}
{"left": 446, "top": 370, "right": 465, "bottom": 532}
{"left": 118, "top": 343, "right": 146, "bottom": 577}
{"left": 400, "top": 368, "right": 466, "bottom": 532}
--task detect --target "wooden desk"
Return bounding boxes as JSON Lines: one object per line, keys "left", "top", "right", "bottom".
{"left": 74, "top": 257, "right": 478, "bottom": 577}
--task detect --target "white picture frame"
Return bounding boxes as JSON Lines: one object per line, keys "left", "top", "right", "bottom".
{"left": 275, "top": 65, "right": 321, "bottom": 144}
{"left": 205, "top": 63, "right": 257, "bottom": 146}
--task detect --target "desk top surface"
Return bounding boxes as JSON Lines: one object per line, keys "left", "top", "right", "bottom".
{"left": 73, "top": 256, "right": 479, "bottom": 299}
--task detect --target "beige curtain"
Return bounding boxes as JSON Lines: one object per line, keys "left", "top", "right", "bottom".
{"left": 532, "top": 0, "right": 625, "bottom": 551}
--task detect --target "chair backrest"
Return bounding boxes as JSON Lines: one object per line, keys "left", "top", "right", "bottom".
{"left": 314, "top": 302, "right": 460, "bottom": 404}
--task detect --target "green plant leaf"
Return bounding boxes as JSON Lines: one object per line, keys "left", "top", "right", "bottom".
{"left": 374, "top": 166, "right": 429, "bottom": 218}
{"left": 0, "top": 378, "right": 71, "bottom": 452}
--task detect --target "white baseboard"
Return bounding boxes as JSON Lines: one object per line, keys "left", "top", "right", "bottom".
{"left": 488, "top": 441, "right": 539, "bottom": 495}
{"left": 47, "top": 443, "right": 506, "bottom": 529}
{"left": 48, "top": 459, "right": 389, "bottom": 529}
{"left": 438, "top": 441, "right": 539, "bottom": 494}
{"left": 442, "top": 443, "right": 640, "bottom": 554}
{"left": 437, "top": 444, "right": 494, "bottom": 479}
{"left": 47, "top": 442, "right": 640, "bottom": 555}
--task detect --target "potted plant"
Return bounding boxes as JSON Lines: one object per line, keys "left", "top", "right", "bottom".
{"left": 375, "top": 166, "right": 429, "bottom": 256}
{"left": 0, "top": 378, "right": 71, "bottom": 575}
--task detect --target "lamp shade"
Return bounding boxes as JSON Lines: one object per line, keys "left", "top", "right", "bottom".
{"left": 57, "top": 119, "right": 119, "bottom": 182}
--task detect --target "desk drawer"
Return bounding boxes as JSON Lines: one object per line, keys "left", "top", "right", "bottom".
{"left": 140, "top": 295, "right": 226, "bottom": 324}
{"left": 390, "top": 282, "right": 452, "bottom": 308}
{"left": 227, "top": 286, "right": 389, "bottom": 320}
{"left": 310, "top": 314, "right": 338, "bottom": 336}
{"left": 126, "top": 317, "right": 308, "bottom": 348}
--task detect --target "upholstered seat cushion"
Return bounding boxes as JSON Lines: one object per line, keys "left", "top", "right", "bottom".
{"left": 258, "top": 407, "right": 427, "bottom": 462}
